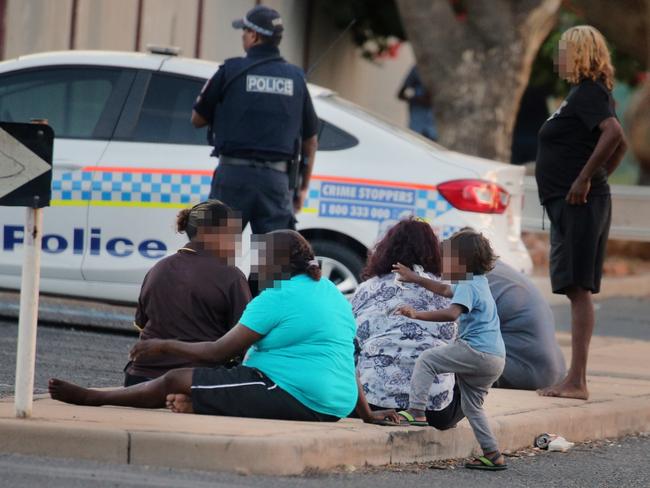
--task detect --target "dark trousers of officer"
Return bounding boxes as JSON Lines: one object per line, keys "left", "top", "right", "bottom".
{"left": 209, "top": 161, "right": 296, "bottom": 234}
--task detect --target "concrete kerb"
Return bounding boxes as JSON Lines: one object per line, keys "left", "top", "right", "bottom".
{"left": 0, "top": 419, "right": 128, "bottom": 464}
{"left": 1, "top": 392, "right": 649, "bottom": 475}
{"left": 129, "top": 428, "right": 393, "bottom": 475}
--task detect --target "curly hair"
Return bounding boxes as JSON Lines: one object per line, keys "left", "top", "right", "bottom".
{"left": 176, "top": 199, "right": 234, "bottom": 239}
{"left": 362, "top": 217, "right": 442, "bottom": 279}
{"left": 560, "top": 25, "right": 614, "bottom": 90}
{"left": 268, "top": 230, "right": 321, "bottom": 281}
{"left": 447, "top": 230, "right": 497, "bottom": 275}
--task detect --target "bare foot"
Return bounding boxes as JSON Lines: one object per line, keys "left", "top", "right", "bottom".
{"left": 48, "top": 378, "right": 102, "bottom": 406}
{"left": 165, "top": 393, "right": 194, "bottom": 414}
{"left": 537, "top": 379, "right": 589, "bottom": 400}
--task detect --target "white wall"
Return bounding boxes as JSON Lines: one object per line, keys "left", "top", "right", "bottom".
{"left": 75, "top": 0, "right": 138, "bottom": 51}
{"left": 140, "top": 0, "right": 199, "bottom": 56}
{"left": 4, "top": 0, "right": 73, "bottom": 59}
{"left": 200, "top": 0, "right": 256, "bottom": 62}
{"left": 262, "top": 0, "right": 307, "bottom": 67}
{"left": 200, "top": 0, "right": 306, "bottom": 65}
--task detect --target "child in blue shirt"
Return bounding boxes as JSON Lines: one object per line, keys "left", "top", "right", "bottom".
{"left": 395, "top": 230, "right": 507, "bottom": 471}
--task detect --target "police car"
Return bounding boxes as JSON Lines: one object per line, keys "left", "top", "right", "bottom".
{"left": 0, "top": 50, "right": 532, "bottom": 302}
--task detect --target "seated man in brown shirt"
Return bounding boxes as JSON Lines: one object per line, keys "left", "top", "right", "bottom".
{"left": 124, "top": 200, "right": 252, "bottom": 386}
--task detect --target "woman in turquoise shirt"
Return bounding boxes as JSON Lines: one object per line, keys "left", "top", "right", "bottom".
{"left": 49, "top": 230, "right": 395, "bottom": 424}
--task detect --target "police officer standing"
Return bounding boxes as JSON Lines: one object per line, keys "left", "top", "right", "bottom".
{"left": 191, "top": 5, "right": 319, "bottom": 234}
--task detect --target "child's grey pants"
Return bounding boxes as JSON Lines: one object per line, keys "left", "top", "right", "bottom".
{"left": 410, "top": 339, "right": 505, "bottom": 452}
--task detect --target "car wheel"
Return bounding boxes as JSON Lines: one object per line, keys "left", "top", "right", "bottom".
{"left": 310, "top": 239, "right": 365, "bottom": 296}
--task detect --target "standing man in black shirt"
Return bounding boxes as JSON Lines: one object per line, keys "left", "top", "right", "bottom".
{"left": 191, "top": 5, "right": 319, "bottom": 234}
{"left": 535, "top": 26, "right": 627, "bottom": 400}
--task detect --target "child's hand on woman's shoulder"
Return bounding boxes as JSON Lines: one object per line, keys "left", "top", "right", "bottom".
{"left": 395, "top": 305, "right": 418, "bottom": 319}
{"left": 392, "top": 262, "right": 420, "bottom": 283}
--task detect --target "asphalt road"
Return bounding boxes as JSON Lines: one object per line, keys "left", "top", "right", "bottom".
{"left": 1, "top": 296, "right": 648, "bottom": 399}
{"left": 552, "top": 297, "right": 650, "bottom": 340}
{"left": 0, "top": 319, "right": 133, "bottom": 398}
{"left": 0, "top": 435, "right": 648, "bottom": 487}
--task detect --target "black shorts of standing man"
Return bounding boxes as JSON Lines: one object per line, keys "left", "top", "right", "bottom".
{"left": 191, "top": 5, "right": 319, "bottom": 234}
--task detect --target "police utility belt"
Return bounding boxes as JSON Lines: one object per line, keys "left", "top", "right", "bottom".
{"left": 219, "top": 155, "right": 288, "bottom": 173}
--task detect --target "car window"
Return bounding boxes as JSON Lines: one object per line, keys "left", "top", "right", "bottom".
{"left": 130, "top": 74, "right": 205, "bottom": 145}
{"left": 322, "top": 95, "right": 448, "bottom": 152}
{"left": 0, "top": 67, "right": 124, "bottom": 139}
{"left": 317, "top": 119, "right": 359, "bottom": 151}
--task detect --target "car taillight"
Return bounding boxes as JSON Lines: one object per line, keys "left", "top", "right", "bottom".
{"left": 438, "top": 179, "right": 510, "bottom": 214}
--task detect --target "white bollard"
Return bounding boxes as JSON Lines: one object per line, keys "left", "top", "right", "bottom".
{"left": 14, "top": 206, "right": 43, "bottom": 418}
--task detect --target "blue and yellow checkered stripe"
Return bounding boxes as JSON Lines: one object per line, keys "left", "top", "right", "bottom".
{"left": 52, "top": 169, "right": 212, "bottom": 208}
{"left": 51, "top": 169, "right": 454, "bottom": 226}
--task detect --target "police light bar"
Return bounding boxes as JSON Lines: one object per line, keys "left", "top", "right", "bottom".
{"left": 146, "top": 45, "right": 181, "bottom": 56}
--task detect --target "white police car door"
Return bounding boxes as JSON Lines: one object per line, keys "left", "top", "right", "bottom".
{"left": 82, "top": 71, "right": 214, "bottom": 286}
{"left": 0, "top": 67, "right": 135, "bottom": 286}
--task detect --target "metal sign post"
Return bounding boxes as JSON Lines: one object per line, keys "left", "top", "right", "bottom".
{"left": 0, "top": 121, "right": 53, "bottom": 419}
{"left": 14, "top": 198, "right": 43, "bottom": 418}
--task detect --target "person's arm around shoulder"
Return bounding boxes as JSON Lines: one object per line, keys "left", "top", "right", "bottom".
{"left": 129, "top": 324, "right": 262, "bottom": 364}
{"left": 392, "top": 262, "right": 453, "bottom": 298}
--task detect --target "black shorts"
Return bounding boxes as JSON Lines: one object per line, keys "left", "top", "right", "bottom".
{"left": 545, "top": 195, "right": 611, "bottom": 295}
{"left": 191, "top": 365, "right": 338, "bottom": 422}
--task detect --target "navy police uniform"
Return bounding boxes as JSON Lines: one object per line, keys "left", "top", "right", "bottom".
{"left": 193, "top": 7, "right": 318, "bottom": 234}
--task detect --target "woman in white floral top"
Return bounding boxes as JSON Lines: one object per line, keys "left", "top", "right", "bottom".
{"left": 351, "top": 218, "right": 463, "bottom": 429}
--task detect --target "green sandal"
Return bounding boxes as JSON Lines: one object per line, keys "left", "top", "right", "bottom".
{"left": 465, "top": 452, "right": 508, "bottom": 471}
{"left": 397, "top": 410, "right": 429, "bottom": 427}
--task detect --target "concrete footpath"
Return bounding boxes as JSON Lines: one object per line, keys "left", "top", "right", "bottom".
{"left": 1, "top": 333, "right": 649, "bottom": 475}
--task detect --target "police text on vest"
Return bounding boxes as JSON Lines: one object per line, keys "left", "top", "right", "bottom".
{"left": 246, "top": 75, "right": 294, "bottom": 96}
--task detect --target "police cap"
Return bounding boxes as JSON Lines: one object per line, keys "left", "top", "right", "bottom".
{"left": 232, "top": 5, "right": 284, "bottom": 37}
